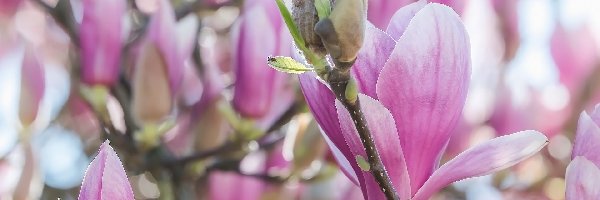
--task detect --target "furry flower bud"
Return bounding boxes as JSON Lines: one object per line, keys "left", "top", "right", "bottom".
{"left": 292, "top": 0, "right": 327, "bottom": 57}
{"left": 315, "top": 0, "right": 366, "bottom": 66}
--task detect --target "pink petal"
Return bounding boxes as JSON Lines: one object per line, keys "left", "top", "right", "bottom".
{"left": 244, "top": 0, "right": 283, "bottom": 30}
{"left": 413, "top": 131, "right": 548, "bottom": 200}
{"left": 132, "top": 43, "right": 173, "bottom": 124}
{"left": 79, "top": 140, "right": 134, "bottom": 200}
{"left": 255, "top": 27, "right": 295, "bottom": 127}
{"left": 298, "top": 73, "right": 362, "bottom": 187}
{"left": 255, "top": 84, "right": 294, "bottom": 130}
{"left": 179, "top": 62, "right": 204, "bottom": 106}
{"left": 209, "top": 171, "right": 264, "bottom": 200}
{"left": 430, "top": 0, "right": 467, "bottom": 15}
{"left": 232, "top": 3, "right": 278, "bottom": 118}
{"left": 80, "top": 0, "right": 125, "bottom": 86}
{"left": 0, "top": 0, "right": 21, "bottom": 17}
{"left": 163, "top": 113, "right": 193, "bottom": 157}
{"left": 573, "top": 109, "right": 600, "bottom": 167}
{"left": 491, "top": 0, "right": 520, "bottom": 60}
{"left": 322, "top": 131, "right": 359, "bottom": 184}
{"left": 336, "top": 94, "right": 411, "bottom": 200}
{"left": 146, "top": 0, "right": 184, "bottom": 95}
{"left": 193, "top": 61, "right": 224, "bottom": 115}
{"left": 351, "top": 23, "right": 395, "bottom": 99}
{"left": 385, "top": 0, "right": 427, "bottom": 41}
{"left": 19, "top": 48, "right": 45, "bottom": 127}
{"left": 565, "top": 156, "right": 600, "bottom": 200}
{"left": 550, "top": 24, "right": 599, "bottom": 92}
{"left": 175, "top": 15, "right": 200, "bottom": 62}
{"left": 376, "top": 3, "right": 470, "bottom": 193}
{"left": 367, "top": 0, "right": 413, "bottom": 29}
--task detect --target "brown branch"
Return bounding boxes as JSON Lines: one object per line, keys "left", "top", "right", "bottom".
{"left": 326, "top": 66, "right": 400, "bottom": 200}
{"left": 174, "top": 0, "right": 242, "bottom": 20}
{"left": 160, "top": 101, "right": 296, "bottom": 167}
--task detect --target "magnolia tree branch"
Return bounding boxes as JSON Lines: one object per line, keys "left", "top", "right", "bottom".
{"left": 326, "top": 65, "right": 400, "bottom": 200}
{"left": 174, "top": 0, "right": 243, "bottom": 20}
{"left": 158, "top": 102, "right": 298, "bottom": 168}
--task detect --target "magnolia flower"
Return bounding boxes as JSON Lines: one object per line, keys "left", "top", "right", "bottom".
{"left": 80, "top": 0, "right": 126, "bottom": 86}
{"left": 132, "top": 0, "right": 184, "bottom": 125}
{"left": 550, "top": 24, "right": 599, "bottom": 94}
{"left": 367, "top": 0, "right": 412, "bottom": 30}
{"left": 491, "top": 0, "right": 520, "bottom": 61}
{"left": 367, "top": 0, "right": 466, "bottom": 30}
{"left": 299, "top": 2, "right": 547, "bottom": 199}
{"left": 209, "top": 151, "right": 268, "bottom": 200}
{"left": 209, "top": 171, "right": 265, "bottom": 200}
{"left": 232, "top": 0, "right": 293, "bottom": 118}
{"left": 430, "top": 0, "right": 467, "bottom": 15}
{"left": 0, "top": 0, "right": 22, "bottom": 17}
{"left": 566, "top": 105, "right": 600, "bottom": 199}
{"left": 78, "top": 140, "right": 134, "bottom": 200}
{"left": 19, "top": 47, "right": 45, "bottom": 128}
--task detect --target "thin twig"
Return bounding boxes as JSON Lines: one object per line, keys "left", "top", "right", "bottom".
{"left": 266, "top": 101, "right": 303, "bottom": 133}
{"left": 165, "top": 141, "right": 237, "bottom": 166}
{"left": 174, "top": 0, "right": 241, "bottom": 20}
{"left": 111, "top": 76, "right": 138, "bottom": 138}
{"left": 326, "top": 66, "right": 400, "bottom": 200}
{"left": 161, "top": 98, "right": 299, "bottom": 166}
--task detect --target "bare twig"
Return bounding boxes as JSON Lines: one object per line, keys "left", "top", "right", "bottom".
{"left": 174, "top": 0, "right": 242, "bottom": 20}
{"left": 326, "top": 65, "right": 400, "bottom": 200}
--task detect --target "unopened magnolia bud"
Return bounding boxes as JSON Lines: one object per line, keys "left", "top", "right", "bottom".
{"left": 315, "top": 0, "right": 366, "bottom": 65}
{"left": 131, "top": 43, "right": 172, "bottom": 125}
{"left": 292, "top": 120, "right": 327, "bottom": 171}
{"left": 19, "top": 48, "right": 45, "bottom": 128}
{"left": 292, "top": 0, "right": 327, "bottom": 57}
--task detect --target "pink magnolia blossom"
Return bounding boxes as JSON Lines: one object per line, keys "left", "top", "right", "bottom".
{"left": 367, "top": 0, "right": 467, "bottom": 30}
{"left": 551, "top": 24, "right": 599, "bottom": 94}
{"left": 300, "top": 2, "right": 547, "bottom": 199}
{"left": 491, "top": 0, "right": 520, "bottom": 60}
{"left": 429, "top": 0, "right": 467, "bottom": 15}
{"left": 566, "top": 105, "right": 600, "bottom": 199}
{"left": 80, "top": 0, "right": 126, "bottom": 86}
{"left": 131, "top": 0, "right": 186, "bottom": 124}
{"left": 0, "top": 0, "right": 22, "bottom": 18}
{"left": 488, "top": 86, "right": 533, "bottom": 136}
{"left": 367, "top": 0, "right": 412, "bottom": 30}
{"left": 209, "top": 171, "right": 265, "bottom": 200}
{"left": 141, "top": 0, "right": 185, "bottom": 96}
{"left": 209, "top": 143, "right": 295, "bottom": 200}
{"left": 232, "top": 0, "right": 293, "bottom": 118}
{"left": 19, "top": 47, "right": 45, "bottom": 127}
{"left": 78, "top": 140, "right": 134, "bottom": 200}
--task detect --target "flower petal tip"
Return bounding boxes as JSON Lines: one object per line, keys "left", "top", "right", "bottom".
{"left": 78, "top": 140, "right": 134, "bottom": 200}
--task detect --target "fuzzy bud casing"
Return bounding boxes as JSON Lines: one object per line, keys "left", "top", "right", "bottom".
{"left": 315, "top": 0, "right": 366, "bottom": 64}
{"left": 292, "top": 0, "right": 328, "bottom": 57}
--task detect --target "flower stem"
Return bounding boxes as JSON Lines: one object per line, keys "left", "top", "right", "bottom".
{"left": 326, "top": 66, "right": 400, "bottom": 200}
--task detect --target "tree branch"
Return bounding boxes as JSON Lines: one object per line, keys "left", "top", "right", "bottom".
{"left": 174, "top": 0, "right": 242, "bottom": 20}
{"left": 326, "top": 65, "right": 400, "bottom": 200}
